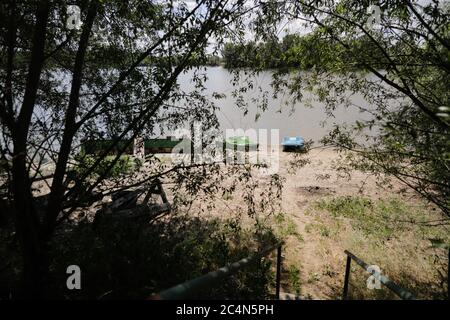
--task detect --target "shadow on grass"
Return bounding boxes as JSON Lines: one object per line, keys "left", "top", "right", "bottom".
{"left": 1, "top": 213, "right": 278, "bottom": 299}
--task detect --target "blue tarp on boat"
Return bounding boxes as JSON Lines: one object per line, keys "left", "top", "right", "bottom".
{"left": 282, "top": 136, "right": 305, "bottom": 151}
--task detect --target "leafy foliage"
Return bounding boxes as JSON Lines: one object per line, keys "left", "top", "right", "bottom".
{"left": 253, "top": 0, "right": 450, "bottom": 216}
{"left": 73, "top": 153, "right": 135, "bottom": 179}
{"left": 0, "top": 0, "right": 284, "bottom": 297}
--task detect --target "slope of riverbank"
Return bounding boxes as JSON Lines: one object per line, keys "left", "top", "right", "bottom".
{"left": 270, "top": 148, "right": 449, "bottom": 299}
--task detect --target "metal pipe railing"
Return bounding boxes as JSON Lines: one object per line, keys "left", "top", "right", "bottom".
{"left": 150, "top": 241, "right": 284, "bottom": 300}
{"left": 342, "top": 250, "right": 416, "bottom": 300}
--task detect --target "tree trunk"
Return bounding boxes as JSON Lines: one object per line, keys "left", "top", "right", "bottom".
{"left": 11, "top": 145, "right": 46, "bottom": 298}
{"left": 11, "top": 0, "right": 50, "bottom": 298}
{"left": 44, "top": 0, "right": 98, "bottom": 239}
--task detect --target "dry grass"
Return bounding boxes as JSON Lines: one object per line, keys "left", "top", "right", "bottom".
{"left": 238, "top": 148, "right": 450, "bottom": 300}
{"left": 289, "top": 196, "right": 450, "bottom": 299}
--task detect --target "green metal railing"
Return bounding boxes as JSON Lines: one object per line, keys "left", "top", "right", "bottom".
{"left": 150, "top": 241, "right": 284, "bottom": 300}
{"left": 342, "top": 250, "right": 416, "bottom": 300}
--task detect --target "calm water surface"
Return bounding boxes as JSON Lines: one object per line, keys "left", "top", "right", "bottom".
{"left": 178, "top": 67, "right": 371, "bottom": 144}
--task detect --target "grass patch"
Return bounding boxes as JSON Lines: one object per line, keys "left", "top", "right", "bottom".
{"left": 307, "top": 271, "right": 321, "bottom": 284}
{"left": 287, "top": 265, "right": 302, "bottom": 295}
{"left": 74, "top": 153, "right": 136, "bottom": 179}
{"left": 313, "top": 196, "right": 448, "bottom": 240}
{"left": 274, "top": 212, "right": 304, "bottom": 243}
{"left": 222, "top": 191, "right": 233, "bottom": 201}
{"left": 305, "top": 196, "right": 450, "bottom": 299}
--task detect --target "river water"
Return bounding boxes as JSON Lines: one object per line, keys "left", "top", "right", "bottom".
{"left": 178, "top": 66, "right": 372, "bottom": 144}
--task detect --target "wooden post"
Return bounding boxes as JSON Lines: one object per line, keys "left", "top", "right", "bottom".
{"left": 342, "top": 255, "right": 351, "bottom": 300}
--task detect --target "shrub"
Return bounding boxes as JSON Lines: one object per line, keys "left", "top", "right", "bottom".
{"left": 73, "top": 152, "right": 135, "bottom": 179}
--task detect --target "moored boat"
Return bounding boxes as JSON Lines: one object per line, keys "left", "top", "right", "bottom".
{"left": 224, "top": 136, "right": 259, "bottom": 151}
{"left": 281, "top": 136, "right": 305, "bottom": 152}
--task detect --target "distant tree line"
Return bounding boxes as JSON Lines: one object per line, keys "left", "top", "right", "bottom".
{"left": 222, "top": 33, "right": 388, "bottom": 70}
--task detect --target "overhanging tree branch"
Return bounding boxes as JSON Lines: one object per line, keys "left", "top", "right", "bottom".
{"left": 44, "top": 0, "right": 99, "bottom": 237}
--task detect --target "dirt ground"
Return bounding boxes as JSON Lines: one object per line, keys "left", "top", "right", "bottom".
{"left": 266, "top": 148, "right": 448, "bottom": 299}
{"left": 100, "top": 148, "right": 449, "bottom": 299}
{"left": 27, "top": 147, "right": 449, "bottom": 299}
{"left": 180, "top": 146, "right": 449, "bottom": 299}
{"left": 276, "top": 148, "right": 384, "bottom": 298}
